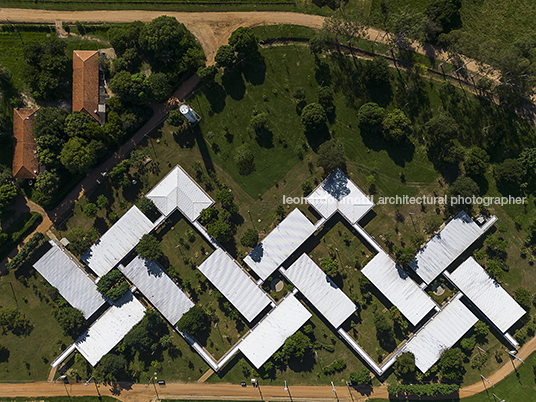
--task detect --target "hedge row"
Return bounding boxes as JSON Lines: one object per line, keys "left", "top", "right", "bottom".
{"left": 6, "top": 232, "right": 45, "bottom": 271}
{"left": 0, "top": 24, "right": 55, "bottom": 33}
{"left": 10, "top": 212, "right": 42, "bottom": 244}
{"left": 387, "top": 383, "right": 459, "bottom": 397}
{"left": 323, "top": 358, "right": 346, "bottom": 375}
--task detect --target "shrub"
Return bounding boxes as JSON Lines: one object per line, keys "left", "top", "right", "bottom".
{"left": 321, "top": 257, "right": 338, "bottom": 277}
{"left": 322, "top": 358, "right": 346, "bottom": 375}
{"left": 350, "top": 369, "right": 372, "bottom": 385}
{"left": 387, "top": 384, "right": 459, "bottom": 397}
{"left": 52, "top": 306, "right": 85, "bottom": 337}
{"left": 83, "top": 203, "right": 98, "bottom": 218}
{"left": 6, "top": 232, "right": 45, "bottom": 271}
{"left": 234, "top": 145, "right": 255, "bottom": 175}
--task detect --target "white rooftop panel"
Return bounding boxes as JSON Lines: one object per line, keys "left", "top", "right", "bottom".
{"left": 403, "top": 294, "right": 478, "bottom": 373}
{"left": 75, "top": 290, "right": 146, "bottom": 366}
{"left": 306, "top": 169, "right": 374, "bottom": 224}
{"left": 81, "top": 206, "right": 154, "bottom": 277}
{"left": 447, "top": 257, "right": 526, "bottom": 333}
{"left": 34, "top": 240, "right": 106, "bottom": 319}
{"left": 244, "top": 208, "right": 316, "bottom": 281}
{"left": 239, "top": 294, "right": 311, "bottom": 368}
{"left": 119, "top": 256, "right": 194, "bottom": 326}
{"left": 283, "top": 254, "right": 357, "bottom": 328}
{"left": 145, "top": 165, "right": 214, "bottom": 221}
{"left": 198, "top": 249, "right": 271, "bottom": 322}
{"left": 409, "top": 211, "right": 489, "bottom": 285}
{"left": 362, "top": 252, "right": 436, "bottom": 326}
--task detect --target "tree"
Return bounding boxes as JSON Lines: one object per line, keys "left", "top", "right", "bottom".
{"left": 394, "top": 352, "right": 416, "bottom": 379}
{"left": 136, "top": 234, "right": 162, "bottom": 261}
{"left": 357, "top": 102, "right": 386, "bottom": 135}
{"left": 110, "top": 71, "right": 148, "bottom": 105}
{"left": 460, "top": 336, "right": 476, "bottom": 355}
{"left": 374, "top": 311, "right": 394, "bottom": 344}
{"left": 317, "top": 86, "right": 334, "bottom": 115}
{"left": 23, "top": 38, "right": 70, "bottom": 100}
{"left": 95, "top": 354, "right": 127, "bottom": 382}
{"left": 197, "top": 65, "right": 218, "bottom": 86}
{"left": 308, "top": 34, "right": 327, "bottom": 55}
{"left": 301, "top": 103, "right": 327, "bottom": 131}
{"left": 97, "top": 269, "right": 129, "bottom": 302}
{"left": 145, "top": 72, "right": 172, "bottom": 102}
{"left": 321, "top": 257, "right": 339, "bottom": 277}
{"left": 425, "top": 114, "right": 463, "bottom": 165}
{"left": 198, "top": 206, "right": 219, "bottom": 226}
{"left": 0, "top": 183, "right": 17, "bottom": 212}
{"left": 108, "top": 21, "right": 144, "bottom": 55}
{"left": 97, "top": 194, "right": 109, "bottom": 209}
{"left": 167, "top": 109, "right": 185, "bottom": 127}
{"left": 215, "top": 188, "right": 234, "bottom": 208}
{"left": 447, "top": 176, "right": 480, "bottom": 206}
{"left": 234, "top": 144, "right": 255, "bottom": 175}
{"left": 34, "top": 170, "right": 60, "bottom": 195}
{"left": 465, "top": 148, "right": 489, "bottom": 177}
{"left": 215, "top": 45, "right": 236, "bottom": 68}
{"left": 281, "top": 331, "right": 311, "bottom": 361}
{"left": 138, "top": 197, "right": 157, "bottom": 215}
{"left": 139, "top": 16, "right": 205, "bottom": 73}
{"left": 241, "top": 229, "right": 259, "bottom": 248}
{"left": 250, "top": 112, "right": 269, "bottom": 134}
{"left": 83, "top": 203, "right": 98, "bottom": 218}
{"left": 52, "top": 306, "right": 85, "bottom": 337}
{"left": 515, "top": 287, "right": 531, "bottom": 312}
{"left": 316, "top": 139, "right": 345, "bottom": 174}
{"left": 439, "top": 347, "right": 465, "bottom": 383}
{"left": 518, "top": 147, "right": 536, "bottom": 186}
{"left": 382, "top": 109, "right": 411, "bottom": 142}
{"left": 474, "top": 321, "right": 489, "bottom": 339}
{"left": 350, "top": 369, "right": 372, "bottom": 385}
{"left": 494, "top": 158, "right": 524, "bottom": 191}
{"left": 176, "top": 305, "right": 210, "bottom": 337}
{"left": 393, "top": 245, "right": 416, "bottom": 266}
{"left": 33, "top": 107, "right": 69, "bottom": 168}
{"left": 207, "top": 219, "right": 232, "bottom": 243}
{"left": 60, "top": 137, "right": 97, "bottom": 174}
{"left": 65, "top": 112, "right": 101, "bottom": 140}
{"left": 228, "top": 27, "right": 258, "bottom": 56}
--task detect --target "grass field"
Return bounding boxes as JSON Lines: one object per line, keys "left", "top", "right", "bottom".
{"left": 0, "top": 398, "right": 118, "bottom": 402}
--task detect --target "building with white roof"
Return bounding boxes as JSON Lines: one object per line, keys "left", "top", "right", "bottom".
{"left": 145, "top": 164, "right": 214, "bottom": 222}
{"left": 244, "top": 208, "right": 316, "bottom": 282}
{"left": 73, "top": 290, "right": 146, "bottom": 366}
{"left": 81, "top": 206, "right": 155, "bottom": 277}
{"left": 119, "top": 256, "right": 194, "bottom": 326}
{"left": 306, "top": 169, "right": 374, "bottom": 224}
{"left": 403, "top": 293, "right": 478, "bottom": 373}
{"left": 445, "top": 257, "right": 525, "bottom": 334}
{"left": 362, "top": 252, "right": 436, "bottom": 326}
{"left": 409, "top": 211, "right": 497, "bottom": 285}
{"left": 239, "top": 293, "right": 311, "bottom": 368}
{"left": 282, "top": 254, "right": 357, "bottom": 328}
{"left": 198, "top": 249, "right": 272, "bottom": 322}
{"left": 34, "top": 240, "right": 106, "bottom": 319}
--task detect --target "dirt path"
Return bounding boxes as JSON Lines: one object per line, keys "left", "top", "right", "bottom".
{"left": 0, "top": 8, "right": 487, "bottom": 75}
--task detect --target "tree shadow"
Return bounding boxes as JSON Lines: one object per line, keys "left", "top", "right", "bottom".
{"left": 254, "top": 128, "right": 274, "bottom": 148}
{"left": 93, "top": 216, "right": 109, "bottom": 235}
{"left": 305, "top": 125, "right": 331, "bottom": 152}
{"left": 242, "top": 57, "right": 266, "bottom": 86}
{"left": 221, "top": 70, "right": 246, "bottom": 101}
{"left": 360, "top": 130, "right": 415, "bottom": 167}
{"left": 203, "top": 82, "right": 226, "bottom": 114}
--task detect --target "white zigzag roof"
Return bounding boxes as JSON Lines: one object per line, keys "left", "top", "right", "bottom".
{"left": 145, "top": 165, "right": 214, "bottom": 221}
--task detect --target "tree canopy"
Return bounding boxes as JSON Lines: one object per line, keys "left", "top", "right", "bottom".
{"left": 176, "top": 305, "right": 210, "bottom": 337}
{"left": 301, "top": 103, "right": 327, "bottom": 131}
{"left": 215, "top": 45, "right": 236, "bottom": 68}
{"left": 439, "top": 347, "right": 465, "bottom": 383}
{"left": 382, "top": 109, "right": 411, "bottom": 142}
{"left": 228, "top": 27, "right": 258, "bottom": 56}
{"left": 59, "top": 137, "right": 98, "bottom": 174}
{"left": 316, "top": 139, "right": 346, "bottom": 175}
{"left": 97, "top": 269, "right": 129, "bottom": 302}
{"left": 135, "top": 234, "right": 163, "bottom": 261}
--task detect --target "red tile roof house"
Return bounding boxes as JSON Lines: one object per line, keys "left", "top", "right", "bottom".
{"left": 12, "top": 108, "right": 39, "bottom": 179}
{"left": 73, "top": 50, "right": 101, "bottom": 122}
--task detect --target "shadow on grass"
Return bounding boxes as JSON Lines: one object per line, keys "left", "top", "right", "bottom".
{"left": 222, "top": 70, "right": 246, "bottom": 101}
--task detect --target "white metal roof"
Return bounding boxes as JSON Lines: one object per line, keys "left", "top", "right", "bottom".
{"left": 74, "top": 290, "right": 146, "bottom": 366}
{"left": 145, "top": 164, "right": 214, "bottom": 221}
{"left": 446, "top": 257, "right": 526, "bottom": 333}
{"left": 244, "top": 208, "right": 316, "bottom": 281}
{"left": 197, "top": 249, "right": 272, "bottom": 322}
{"left": 81, "top": 206, "right": 154, "bottom": 277}
{"left": 282, "top": 254, "right": 357, "bottom": 328}
{"left": 239, "top": 294, "right": 311, "bottom": 368}
{"left": 403, "top": 293, "right": 478, "bottom": 373}
{"left": 306, "top": 169, "right": 374, "bottom": 224}
{"left": 362, "top": 252, "right": 436, "bottom": 326}
{"left": 409, "top": 211, "right": 491, "bottom": 285}
{"left": 119, "top": 256, "right": 194, "bottom": 326}
{"left": 34, "top": 240, "right": 106, "bottom": 319}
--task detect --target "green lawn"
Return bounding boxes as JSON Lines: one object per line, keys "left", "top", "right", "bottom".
{"left": 0, "top": 247, "right": 74, "bottom": 381}
{"left": 0, "top": 398, "right": 118, "bottom": 402}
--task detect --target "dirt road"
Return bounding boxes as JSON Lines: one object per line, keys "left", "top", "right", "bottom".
{"left": 0, "top": 8, "right": 486, "bottom": 76}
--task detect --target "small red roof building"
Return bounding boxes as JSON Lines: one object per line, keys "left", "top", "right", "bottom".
{"left": 73, "top": 50, "right": 99, "bottom": 121}
{"left": 12, "top": 108, "right": 39, "bottom": 179}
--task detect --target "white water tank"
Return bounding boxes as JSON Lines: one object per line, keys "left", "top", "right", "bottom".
{"left": 180, "top": 104, "right": 198, "bottom": 124}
